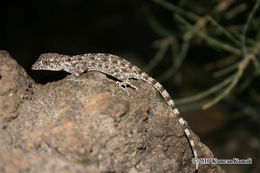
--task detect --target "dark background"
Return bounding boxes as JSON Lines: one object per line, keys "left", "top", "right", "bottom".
{"left": 1, "top": 1, "right": 155, "bottom": 74}
{"left": 1, "top": 0, "right": 260, "bottom": 172}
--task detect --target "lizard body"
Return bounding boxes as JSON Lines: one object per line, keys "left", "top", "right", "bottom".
{"left": 32, "top": 53, "right": 198, "bottom": 172}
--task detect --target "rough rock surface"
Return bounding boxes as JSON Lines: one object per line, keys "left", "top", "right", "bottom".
{"left": 0, "top": 50, "right": 224, "bottom": 173}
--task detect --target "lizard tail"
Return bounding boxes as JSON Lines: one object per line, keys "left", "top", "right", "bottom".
{"left": 142, "top": 73, "right": 199, "bottom": 172}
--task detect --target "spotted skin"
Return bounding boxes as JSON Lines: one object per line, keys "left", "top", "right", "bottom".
{"left": 32, "top": 53, "right": 199, "bottom": 172}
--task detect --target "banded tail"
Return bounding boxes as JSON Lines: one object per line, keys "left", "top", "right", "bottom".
{"left": 141, "top": 72, "right": 198, "bottom": 172}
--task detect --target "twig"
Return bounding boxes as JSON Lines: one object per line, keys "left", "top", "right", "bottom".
{"left": 249, "top": 89, "right": 260, "bottom": 105}
{"left": 152, "top": 0, "right": 199, "bottom": 21}
{"left": 225, "top": 96, "right": 260, "bottom": 123}
{"left": 144, "top": 6, "right": 172, "bottom": 37}
{"left": 252, "top": 58, "right": 260, "bottom": 76}
{"left": 158, "top": 39, "right": 189, "bottom": 82}
{"left": 183, "top": 15, "right": 208, "bottom": 40}
{"left": 152, "top": 36, "right": 175, "bottom": 48}
{"left": 144, "top": 42, "right": 169, "bottom": 73}
{"left": 225, "top": 3, "right": 248, "bottom": 19}
{"left": 202, "top": 71, "right": 241, "bottom": 109}
{"left": 242, "top": 0, "right": 260, "bottom": 54}
{"left": 233, "top": 32, "right": 258, "bottom": 46}
{"left": 213, "top": 0, "right": 236, "bottom": 13}
{"left": 236, "top": 72, "right": 256, "bottom": 94}
{"left": 204, "top": 55, "right": 237, "bottom": 71}
{"left": 175, "top": 14, "right": 242, "bottom": 55}
{"left": 213, "top": 62, "right": 240, "bottom": 77}
{"left": 207, "top": 16, "right": 241, "bottom": 47}
{"left": 202, "top": 53, "right": 254, "bottom": 109}
{"left": 178, "top": 100, "right": 210, "bottom": 112}
{"left": 175, "top": 74, "right": 236, "bottom": 105}
{"left": 150, "top": 0, "right": 260, "bottom": 111}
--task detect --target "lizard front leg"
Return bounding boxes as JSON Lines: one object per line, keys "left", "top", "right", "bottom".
{"left": 66, "top": 64, "right": 88, "bottom": 81}
{"left": 116, "top": 79, "right": 138, "bottom": 96}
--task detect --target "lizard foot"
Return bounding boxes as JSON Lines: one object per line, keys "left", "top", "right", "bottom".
{"left": 116, "top": 80, "right": 138, "bottom": 96}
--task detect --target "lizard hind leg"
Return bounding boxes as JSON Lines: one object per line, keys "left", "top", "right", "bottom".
{"left": 116, "top": 79, "right": 138, "bottom": 96}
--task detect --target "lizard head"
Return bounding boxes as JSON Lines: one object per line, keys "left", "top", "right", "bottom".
{"left": 32, "top": 53, "right": 68, "bottom": 71}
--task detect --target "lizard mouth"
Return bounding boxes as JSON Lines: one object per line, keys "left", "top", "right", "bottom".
{"left": 31, "top": 64, "right": 37, "bottom": 70}
{"left": 31, "top": 60, "right": 46, "bottom": 70}
{"left": 31, "top": 63, "right": 41, "bottom": 70}
{"left": 31, "top": 65, "right": 37, "bottom": 70}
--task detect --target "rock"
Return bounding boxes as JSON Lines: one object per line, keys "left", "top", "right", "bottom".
{"left": 0, "top": 51, "right": 224, "bottom": 173}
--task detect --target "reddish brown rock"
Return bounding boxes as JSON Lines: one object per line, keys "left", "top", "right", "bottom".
{"left": 0, "top": 51, "right": 224, "bottom": 173}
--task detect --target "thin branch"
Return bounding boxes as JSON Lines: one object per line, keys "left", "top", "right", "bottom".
{"left": 202, "top": 71, "right": 241, "bottom": 109}
{"left": 225, "top": 96, "right": 260, "bottom": 123}
{"left": 236, "top": 72, "right": 256, "bottom": 94}
{"left": 252, "top": 57, "right": 260, "bottom": 76}
{"left": 252, "top": 42, "right": 260, "bottom": 76}
{"left": 225, "top": 3, "right": 248, "bottom": 20}
{"left": 213, "top": 0, "right": 236, "bottom": 13}
{"left": 204, "top": 55, "right": 237, "bottom": 71}
{"left": 202, "top": 53, "right": 254, "bottom": 109}
{"left": 175, "top": 14, "right": 242, "bottom": 55}
{"left": 158, "top": 39, "right": 189, "bottom": 82}
{"left": 144, "top": 6, "right": 172, "bottom": 37}
{"left": 175, "top": 74, "right": 236, "bottom": 105}
{"left": 178, "top": 100, "right": 210, "bottom": 112}
{"left": 207, "top": 16, "right": 241, "bottom": 47}
{"left": 152, "top": 36, "right": 175, "bottom": 48}
{"left": 213, "top": 62, "right": 240, "bottom": 77}
{"left": 242, "top": 0, "right": 260, "bottom": 54}
{"left": 152, "top": 0, "right": 199, "bottom": 21}
{"left": 144, "top": 43, "right": 168, "bottom": 73}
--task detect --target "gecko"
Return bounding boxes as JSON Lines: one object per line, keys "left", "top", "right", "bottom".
{"left": 31, "top": 53, "right": 199, "bottom": 172}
